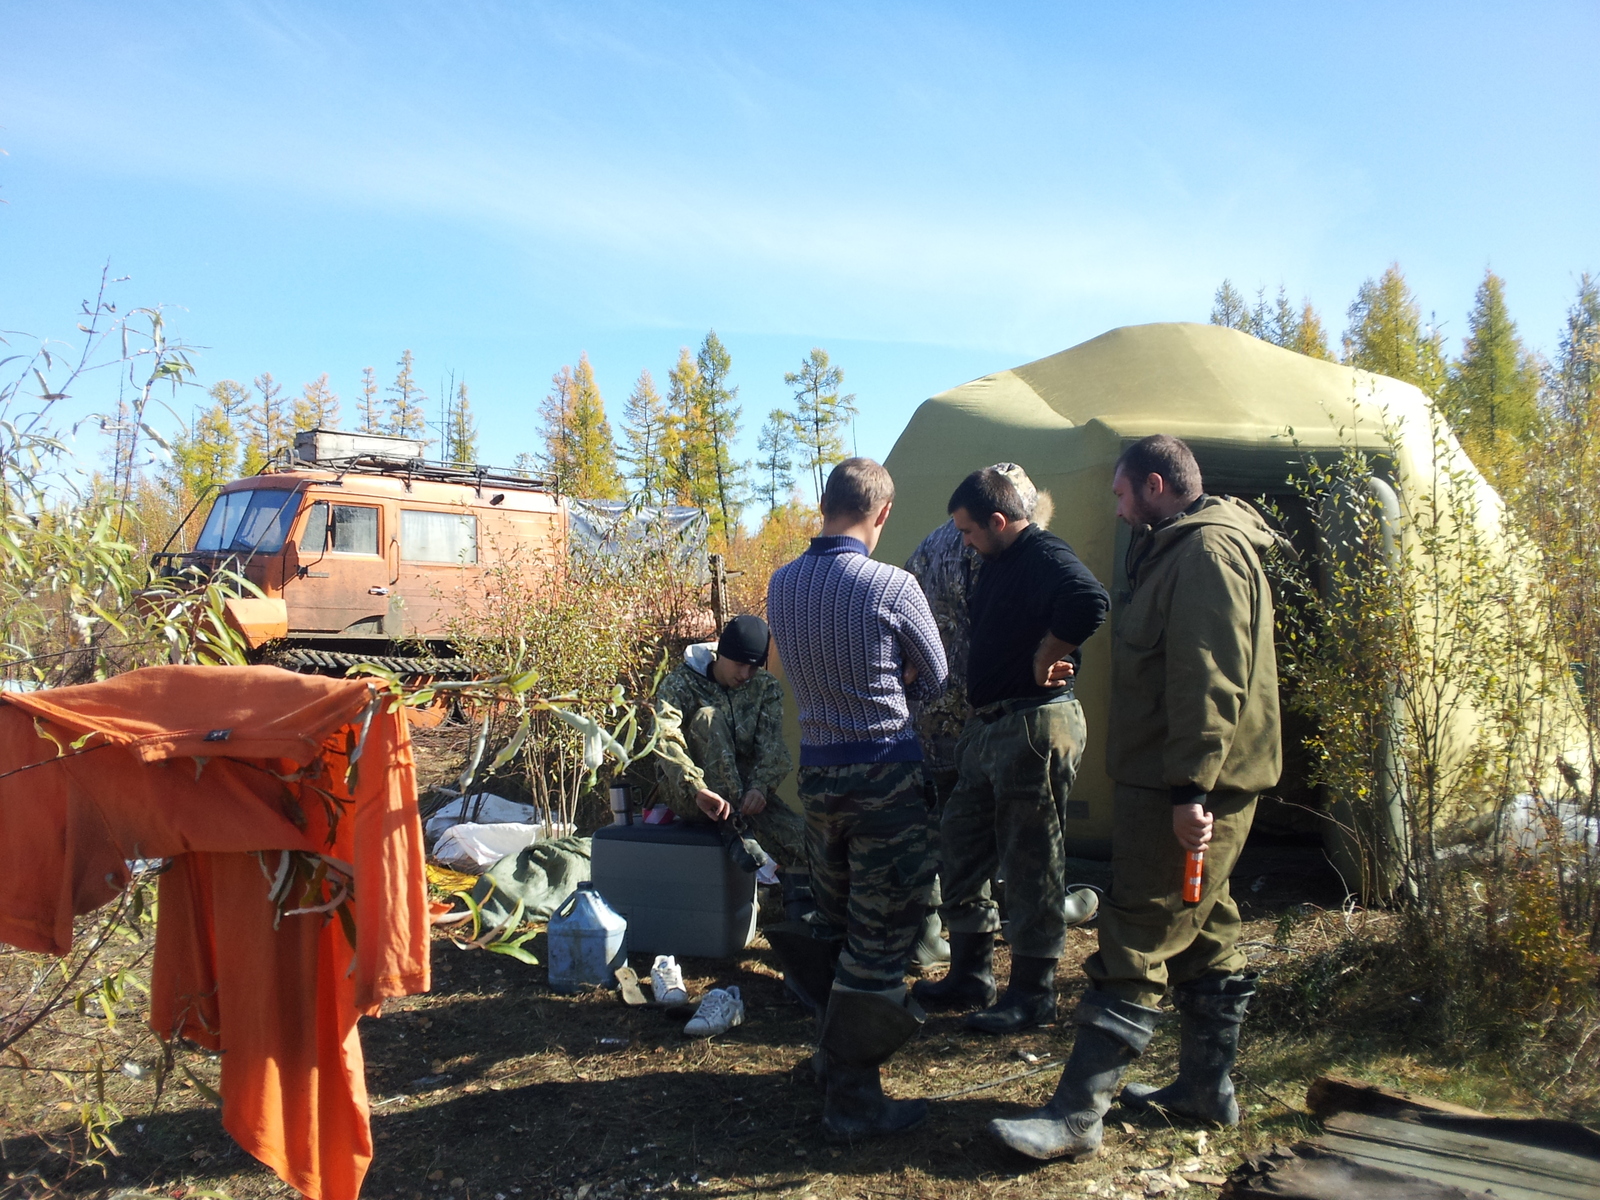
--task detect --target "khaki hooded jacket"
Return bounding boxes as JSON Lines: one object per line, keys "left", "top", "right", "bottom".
{"left": 1106, "top": 495, "right": 1286, "bottom": 799}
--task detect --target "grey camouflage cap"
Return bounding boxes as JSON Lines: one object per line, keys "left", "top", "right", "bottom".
{"left": 990, "top": 462, "right": 1038, "bottom": 519}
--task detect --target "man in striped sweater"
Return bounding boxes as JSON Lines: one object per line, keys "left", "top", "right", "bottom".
{"left": 766, "top": 457, "right": 949, "bottom": 1142}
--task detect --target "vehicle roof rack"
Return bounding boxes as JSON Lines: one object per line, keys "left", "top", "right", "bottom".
{"left": 266, "top": 451, "right": 555, "bottom": 493}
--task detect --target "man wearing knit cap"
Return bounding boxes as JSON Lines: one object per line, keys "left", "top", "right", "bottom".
{"left": 652, "top": 614, "right": 807, "bottom": 882}
{"left": 915, "top": 466, "right": 1110, "bottom": 1035}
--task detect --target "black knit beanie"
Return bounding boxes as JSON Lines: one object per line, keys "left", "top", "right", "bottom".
{"left": 717, "top": 614, "right": 770, "bottom": 667}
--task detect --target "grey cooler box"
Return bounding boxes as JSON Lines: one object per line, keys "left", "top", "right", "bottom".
{"left": 590, "top": 822, "right": 757, "bottom": 959}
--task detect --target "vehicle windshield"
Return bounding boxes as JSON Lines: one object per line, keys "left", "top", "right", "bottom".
{"left": 195, "top": 488, "right": 302, "bottom": 556}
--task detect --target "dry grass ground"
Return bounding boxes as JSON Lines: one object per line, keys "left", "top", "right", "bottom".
{"left": 3, "top": 725, "right": 1591, "bottom": 1199}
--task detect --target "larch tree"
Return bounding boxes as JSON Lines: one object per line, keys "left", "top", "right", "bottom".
{"left": 292, "top": 373, "right": 341, "bottom": 434}
{"left": 786, "top": 347, "right": 857, "bottom": 503}
{"left": 693, "top": 330, "right": 744, "bottom": 538}
{"left": 664, "top": 346, "right": 711, "bottom": 509}
{"left": 754, "top": 408, "right": 797, "bottom": 513}
{"left": 1548, "top": 273, "right": 1599, "bottom": 420}
{"left": 1210, "top": 280, "right": 1251, "bottom": 330}
{"left": 1291, "top": 301, "right": 1334, "bottom": 360}
{"left": 168, "top": 389, "right": 241, "bottom": 503}
{"left": 538, "top": 353, "right": 625, "bottom": 499}
{"left": 386, "top": 350, "right": 429, "bottom": 442}
{"left": 241, "top": 372, "right": 291, "bottom": 474}
{"left": 1443, "top": 269, "right": 1541, "bottom": 463}
{"left": 358, "top": 367, "right": 383, "bottom": 432}
{"left": 447, "top": 380, "right": 479, "bottom": 466}
{"left": 1342, "top": 264, "right": 1446, "bottom": 397}
{"left": 619, "top": 368, "right": 669, "bottom": 504}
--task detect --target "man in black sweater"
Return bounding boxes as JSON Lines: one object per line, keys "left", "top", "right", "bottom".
{"left": 914, "top": 466, "right": 1110, "bottom": 1033}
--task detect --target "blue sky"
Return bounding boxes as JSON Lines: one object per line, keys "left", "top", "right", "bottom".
{"left": 3, "top": 1, "right": 1597, "bottom": 495}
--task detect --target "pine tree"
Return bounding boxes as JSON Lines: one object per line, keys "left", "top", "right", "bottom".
{"left": 1210, "top": 280, "right": 1251, "bottom": 330}
{"left": 785, "top": 348, "right": 857, "bottom": 502}
{"left": 241, "top": 372, "right": 291, "bottom": 474}
{"left": 446, "top": 381, "right": 479, "bottom": 466}
{"left": 538, "top": 353, "right": 625, "bottom": 499}
{"left": 693, "top": 330, "right": 744, "bottom": 537}
{"left": 754, "top": 409, "right": 797, "bottom": 513}
{"left": 358, "top": 367, "right": 383, "bottom": 432}
{"left": 292, "top": 373, "right": 341, "bottom": 433}
{"left": 619, "top": 369, "right": 669, "bottom": 504}
{"left": 664, "top": 346, "right": 710, "bottom": 509}
{"left": 1342, "top": 264, "right": 1446, "bottom": 396}
{"left": 386, "top": 350, "right": 429, "bottom": 441}
{"left": 1443, "top": 270, "right": 1541, "bottom": 462}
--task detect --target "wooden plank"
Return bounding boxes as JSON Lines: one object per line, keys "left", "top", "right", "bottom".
{"left": 1319, "top": 1112, "right": 1600, "bottom": 1200}
{"left": 1306, "top": 1072, "right": 1487, "bottom": 1121}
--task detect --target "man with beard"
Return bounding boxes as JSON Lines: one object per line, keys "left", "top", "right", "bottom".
{"left": 989, "top": 434, "right": 1285, "bottom": 1161}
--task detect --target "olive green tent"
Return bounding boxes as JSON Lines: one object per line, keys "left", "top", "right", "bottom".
{"left": 770, "top": 321, "right": 1570, "bottom": 873}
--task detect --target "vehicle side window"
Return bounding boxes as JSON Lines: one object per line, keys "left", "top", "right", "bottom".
{"left": 401, "top": 510, "right": 478, "bottom": 564}
{"left": 301, "top": 503, "right": 380, "bottom": 555}
{"left": 299, "top": 502, "right": 329, "bottom": 551}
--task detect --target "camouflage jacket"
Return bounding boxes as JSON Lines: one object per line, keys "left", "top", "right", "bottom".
{"left": 905, "top": 520, "right": 984, "bottom": 765}
{"left": 652, "top": 644, "right": 793, "bottom": 814}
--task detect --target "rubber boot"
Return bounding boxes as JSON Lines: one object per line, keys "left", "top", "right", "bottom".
{"left": 1120, "top": 973, "right": 1255, "bottom": 1125}
{"left": 778, "top": 871, "right": 816, "bottom": 921}
{"left": 819, "top": 988, "right": 928, "bottom": 1142}
{"left": 765, "top": 920, "right": 842, "bottom": 1015}
{"left": 907, "top": 909, "right": 951, "bottom": 973}
{"left": 911, "top": 931, "right": 997, "bottom": 1010}
{"left": 988, "top": 991, "right": 1161, "bottom": 1161}
{"left": 966, "top": 955, "right": 1057, "bottom": 1034}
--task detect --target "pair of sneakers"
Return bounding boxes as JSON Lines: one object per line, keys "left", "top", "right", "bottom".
{"left": 650, "top": 955, "right": 744, "bottom": 1036}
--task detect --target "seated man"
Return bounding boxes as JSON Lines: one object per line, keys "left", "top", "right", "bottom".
{"left": 652, "top": 615, "right": 810, "bottom": 905}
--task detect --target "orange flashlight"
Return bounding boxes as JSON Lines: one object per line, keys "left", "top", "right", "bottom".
{"left": 1182, "top": 849, "right": 1205, "bottom": 906}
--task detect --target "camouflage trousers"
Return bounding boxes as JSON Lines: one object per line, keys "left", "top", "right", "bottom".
{"left": 940, "top": 694, "right": 1088, "bottom": 959}
{"left": 673, "top": 705, "right": 807, "bottom": 871}
{"left": 1084, "top": 784, "right": 1258, "bottom": 1008}
{"left": 798, "top": 759, "right": 935, "bottom": 992}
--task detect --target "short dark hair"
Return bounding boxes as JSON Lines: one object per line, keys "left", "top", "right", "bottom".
{"left": 822, "top": 457, "right": 895, "bottom": 519}
{"left": 948, "top": 467, "right": 1028, "bottom": 522}
{"left": 1115, "top": 435, "right": 1202, "bottom": 498}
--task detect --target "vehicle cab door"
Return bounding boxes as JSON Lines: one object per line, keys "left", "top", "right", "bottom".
{"left": 284, "top": 499, "right": 391, "bottom": 634}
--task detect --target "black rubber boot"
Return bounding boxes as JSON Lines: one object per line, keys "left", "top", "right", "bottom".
{"left": 1121, "top": 973, "right": 1255, "bottom": 1126}
{"left": 765, "top": 920, "right": 842, "bottom": 1015}
{"left": 907, "top": 910, "right": 951, "bottom": 973}
{"left": 819, "top": 989, "right": 928, "bottom": 1142}
{"left": 778, "top": 871, "right": 816, "bottom": 921}
{"left": 911, "top": 931, "right": 997, "bottom": 1010}
{"left": 988, "top": 991, "right": 1161, "bottom": 1161}
{"left": 966, "top": 955, "right": 1057, "bottom": 1034}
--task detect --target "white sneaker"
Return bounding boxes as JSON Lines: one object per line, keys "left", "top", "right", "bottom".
{"left": 650, "top": 955, "right": 688, "bottom": 1005}
{"left": 683, "top": 986, "right": 744, "bottom": 1037}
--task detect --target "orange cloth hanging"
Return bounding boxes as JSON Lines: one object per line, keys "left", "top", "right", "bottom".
{"left": 0, "top": 665, "right": 430, "bottom": 1200}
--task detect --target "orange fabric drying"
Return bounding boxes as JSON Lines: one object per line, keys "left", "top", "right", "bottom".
{"left": 0, "top": 665, "right": 430, "bottom": 1200}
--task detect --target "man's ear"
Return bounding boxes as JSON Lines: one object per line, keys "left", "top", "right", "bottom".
{"left": 874, "top": 500, "right": 893, "bottom": 528}
{"left": 988, "top": 510, "right": 1008, "bottom": 534}
{"left": 1144, "top": 472, "right": 1166, "bottom": 498}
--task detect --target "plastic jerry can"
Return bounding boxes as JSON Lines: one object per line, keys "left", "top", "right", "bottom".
{"left": 546, "top": 882, "right": 628, "bottom": 994}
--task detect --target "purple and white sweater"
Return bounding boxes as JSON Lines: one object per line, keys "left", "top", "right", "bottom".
{"left": 767, "top": 535, "right": 950, "bottom": 766}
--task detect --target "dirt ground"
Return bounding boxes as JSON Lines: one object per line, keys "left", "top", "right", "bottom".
{"left": 0, "top": 725, "right": 1547, "bottom": 1200}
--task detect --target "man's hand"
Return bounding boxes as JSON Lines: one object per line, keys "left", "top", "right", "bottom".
{"left": 903, "top": 664, "right": 920, "bottom": 688}
{"left": 695, "top": 787, "right": 732, "bottom": 821}
{"left": 1033, "top": 633, "right": 1079, "bottom": 689}
{"left": 740, "top": 788, "right": 767, "bottom": 816}
{"left": 1173, "top": 802, "right": 1213, "bottom": 853}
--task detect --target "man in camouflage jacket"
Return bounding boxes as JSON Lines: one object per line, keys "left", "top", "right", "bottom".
{"left": 652, "top": 615, "right": 806, "bottom": 872}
